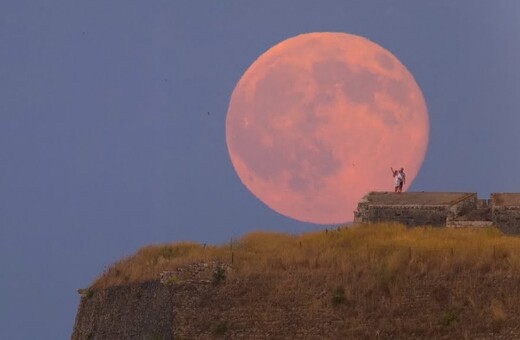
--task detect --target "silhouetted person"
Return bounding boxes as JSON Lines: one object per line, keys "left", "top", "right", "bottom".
{"left": 391, "top": 167, "right": 403, "bottom": 193}
{"left": 399, "top": 168, "right": 406, "bottom": 193}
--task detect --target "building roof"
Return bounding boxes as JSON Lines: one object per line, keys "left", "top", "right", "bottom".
{"left": 360, "top": 192, "right": 475, "bottom": 206}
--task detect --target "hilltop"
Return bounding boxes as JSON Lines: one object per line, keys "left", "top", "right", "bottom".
{"left": 72, "top": 224, "right": 520, "bottom": 339}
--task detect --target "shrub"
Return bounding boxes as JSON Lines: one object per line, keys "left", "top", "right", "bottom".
{"left": 331, "top": 286, "right": 346, "bottom": 306}
{"left": 212, "top": 267, "right": 227, "bottom": 285}
{"left": 213, "top": 321, "right": 228, "bottom": 337}
{"left": 85, "top": 289, "right": 94, "bottom": 299}
{"left": 165, "top": 275, "right": 179, "bottom": 285}
{"left": 151, "top": 333, "right": 163, "bottom": 340}
{"left": 441, "top": 309, "right": 458, "bottom": 327}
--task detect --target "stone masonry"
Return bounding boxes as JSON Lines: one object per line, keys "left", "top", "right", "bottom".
{"left": 354, "top": 192, "right": 520, "bottom": 234}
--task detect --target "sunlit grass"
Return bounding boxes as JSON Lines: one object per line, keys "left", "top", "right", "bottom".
{"left": 91, "top": 223, "right": 520, "bottom": 289}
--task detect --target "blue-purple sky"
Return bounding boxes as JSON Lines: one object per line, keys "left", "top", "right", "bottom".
{"left": 1, "top": 1, "right": 519, "bottom": 339}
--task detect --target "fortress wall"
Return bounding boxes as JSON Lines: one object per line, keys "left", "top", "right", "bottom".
{"left": 72, "top": 272, "right": 520, "bottom": 339}
{"left": 493, "top": 206, "right": 520, "bottom": 235}
{"left": 353, "top": 201, "right": 370, "bottom": 223}
{"left": 448, "top": 193, "right": 477, "bottom": 217}
{"left": 354, "top": 193, "right": 491, "bottom": 228}
{"left": 71, "top": 281, "right": 174, "bottom": 339}
{"left": 491, "top": 193, "right": 520, "bottom": 235}
{"left": 360, "top": 205, "right": 449, "bottom": 226}
{"left": 477, "top": 199, "right": 490, "bottom": 209}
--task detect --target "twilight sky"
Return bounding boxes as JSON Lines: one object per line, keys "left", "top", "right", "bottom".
{"left": 1, "top": 1, "right": 520, "bottom": 339}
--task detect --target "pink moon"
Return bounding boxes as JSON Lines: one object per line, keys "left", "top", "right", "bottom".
{"left": 226, "top": 32, "right": 429, "bottom": 224}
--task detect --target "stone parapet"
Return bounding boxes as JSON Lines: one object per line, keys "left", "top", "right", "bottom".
{"left": 354, "top": 192, "right": 520, "bottom": 235}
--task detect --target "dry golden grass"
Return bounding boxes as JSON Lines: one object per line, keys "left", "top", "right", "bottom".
{"left": 91, "top": 223, "right": 520, "bottom": 290}
{"left": 86, "top": 223, "right": 520, "bottom": 338}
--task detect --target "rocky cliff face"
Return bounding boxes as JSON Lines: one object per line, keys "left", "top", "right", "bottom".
{"left": 72, "top": 267, "right": 520, "bottom": 339}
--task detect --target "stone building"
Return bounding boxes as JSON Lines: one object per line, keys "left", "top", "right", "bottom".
{"left": 491, "top": 193, "right": 520, "bottom": 234}
{"left": 354, "top": 192, "right": 520, "bottom": 234}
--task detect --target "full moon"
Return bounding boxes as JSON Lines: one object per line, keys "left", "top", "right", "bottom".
{"left": 226, "top": 32, "right": 429, "bottom": 224}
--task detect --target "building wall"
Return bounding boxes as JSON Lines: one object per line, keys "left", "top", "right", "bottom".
{"left": 354, "top": 193, "right": 478, "bottom": 227}
{"left": 71, "top": 281, "right": 174, "bottom": 339}
{"left": 356, "top": 205, "right": 449, "bottom": 226}
{"left": 492, "top": 206, "right": 520, "bottom": 235}
{"left": 71, "top": 272, "right": 520, "bottom": 339}
{"left": 448, "top": 194, "right": 477, "bottom": 217}
{"left": 354, "top": 192, "right": 520, "bottom": 234}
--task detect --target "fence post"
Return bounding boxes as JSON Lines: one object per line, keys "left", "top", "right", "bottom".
{"left": 409, "top": 247, "right": 412, "bottom": 260}
{"left": 230, "top": 238, "right": 234, "bottom": 264}
{"left": 451, "top": 248, "right": 454, "bottom": 256}
{"left": 493, "top": 246, "right": 496, "bottom": 260}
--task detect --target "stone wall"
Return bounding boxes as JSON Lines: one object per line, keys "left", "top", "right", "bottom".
{"left": 493, "top": 206, "right": 520, "bottom": 235}
{"left": 72, "top": 261, "right": 231, "bottom": 339}
{"left": 448, "top": 193, "right": 477, "bottom": 217}
{"left": 353, "top": 193, "right": 516, "bottom": 230}
{"left": 358, "top": 205, "right": 450, "bottom": 226}
{"left": 72, "top": 281, "right": 174, "bottom": 339}
{"left": 354, "top": 190, "right": 520, "bottom": 234}
{"left": 491, "top": 193, "right": 520, "bottom": 235}
{"left": 71, "top": 270, "right": 520, "bottom": 339}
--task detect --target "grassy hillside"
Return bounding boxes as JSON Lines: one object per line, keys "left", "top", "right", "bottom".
{"left": 92, "top": 223, "right": 520, "bottom": 289}
{"left": 84, "top": 224, "right": 520, "bottom": 338}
